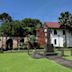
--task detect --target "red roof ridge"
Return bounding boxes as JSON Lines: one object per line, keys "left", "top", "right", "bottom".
{"left": 44, "top": 22, "right": 58, "bottom": 23}
{"left": 44, "top": 22, "right": 60, "bottom": 28}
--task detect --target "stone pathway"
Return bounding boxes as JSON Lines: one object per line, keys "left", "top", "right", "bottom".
{"left": 31, "top": 52, "right": 43, "bottom": 59}
{"left": 46, "top": 56, "right": 72, "bottom": 69}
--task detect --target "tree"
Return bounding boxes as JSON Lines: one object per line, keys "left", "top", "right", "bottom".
{"left": 58, "top": 11, "right": 72, "bottom": 47}
{"left": 0, "top": 12, "right": 13, "bottom": 51}
{"left": 0, "top": 17, "right": 42, "bottom": 37}
{"left": 58, "top": 11, "right": 72, "bottom": 30}
{"left": 0, "top": 20, "right": 24, "bottom": 49}
{"left": 0, "top": 20, "right": 24, "bottom": 37}
{"left": 12, "top": 20, "right": 23, "bottom": 36}
{"left": 0, "top": 22, "right": 14, "bottom": 36}
{"left": 21, "top": 18, "right": 42, "bottom": 35}
{"left": 0, "top": 15, "right": 42, "bottom": 52}
{"left": 0, "top": 12, "right": 13, "bottom": 36}
{"left": 21, "top": 18, "right": 42, "bottom": 54}
{"left": 0, "top": 12, "right": 12, "bottom": 22}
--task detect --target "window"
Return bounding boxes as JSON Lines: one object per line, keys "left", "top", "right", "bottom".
{"left": 63, "top": 30, "right": 65, "bottom": 35}
{"left": 54, "top": 39, "right": 57, "bottom": 45}
{"left": 54, "top": 30, "right": 57, "bottom": 35}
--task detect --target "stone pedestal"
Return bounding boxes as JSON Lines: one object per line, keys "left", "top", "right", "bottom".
{"left": 45, "top": 44, "right": 57, "bottom": 56}
{"left": 46, "top": 44, "right": 54, "bottom": 52}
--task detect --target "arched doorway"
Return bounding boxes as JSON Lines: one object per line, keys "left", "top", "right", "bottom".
{"left": 20, "top": 39, "right": 24, "bottom": 43}
{"left": 6, "top": 39, "right": 13, "bottom": 50}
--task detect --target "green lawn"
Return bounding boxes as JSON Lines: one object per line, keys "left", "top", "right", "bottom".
{"left": 64, "top": 56, "right": 72, "bottom": 60}
{"left": 0, "top": 53, "right": 72, "bottom": 72}
{"left": 55, "top": 49, "right": 72, "bottom": 60}
{"left": 63, "top": 50, "right": 72, "bottom": 60}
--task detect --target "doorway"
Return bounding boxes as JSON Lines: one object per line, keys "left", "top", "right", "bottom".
{"left": 6, "top": 39, "right": 13, "bottom": 50}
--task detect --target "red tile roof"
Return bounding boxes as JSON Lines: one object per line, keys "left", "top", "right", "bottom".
{"left": 44, "top": 22, "right": 61, "bottom": 28}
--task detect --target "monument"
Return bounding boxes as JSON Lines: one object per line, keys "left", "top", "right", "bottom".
{"left": 44, "top": 28, "right": 57, "bottom": 56}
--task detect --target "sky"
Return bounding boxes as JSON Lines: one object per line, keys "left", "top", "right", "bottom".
{"left": 0, "top": 0, "right": 72, "bottom": 22}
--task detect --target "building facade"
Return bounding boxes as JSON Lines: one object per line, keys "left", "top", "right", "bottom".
{"left": 37, "top": 22, "right": 72, "bottom": 47}
{"left": 0, "top": 22, "right": 72, "bottom": 50}
{"left": 0, "top": 37, "right": 24, "bottom": 50}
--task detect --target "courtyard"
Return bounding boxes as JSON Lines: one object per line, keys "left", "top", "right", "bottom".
{"left": 0, "top": 51, "right": 72, "bottom": 72}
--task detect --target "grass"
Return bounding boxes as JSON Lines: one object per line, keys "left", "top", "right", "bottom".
{"left": 55, "top": 48, "right": 72, "bottom": 60}
{"left": 62, "top": 50, "right": 72, "bottom": 60}
{"left": 64, "top": 56, "right": 72, "bottom": 60}
{"left": 0, "top": 52, "right": 72, "bottom": 72}
{"left": 63, "top": 50, "right": 72, "bottom": 60}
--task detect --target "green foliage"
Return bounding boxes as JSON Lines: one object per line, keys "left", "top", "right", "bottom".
{"left": 63, "top": 41, "right": 67, "bottom": 47}
{"left": 0, "top": 12, "right": 12, "bottom": 22}
{"left": 0, "top": 12, "right": 42, "bottom": 37}
{"left": 58, "top": 11, "right": 72, "bottom": 31}
{"left": 29, "top": 35, "right": 36, "bottom": 43}
{"left": 21, "top": 18, "right": 42, "bottom": 28}
{"left": 0, "top": 22, "right": 14, "bottom": 36}
{"left": 58, "top": 11, "right": 72, "bottom": 47}
{"left": 12, "top": 20, "right": 25, "bottom": 36}
{"left": 21, "top": 18, "right": 42, "bottom": 35}
{"left": 0, "top": 12, "right": 13, "bottom": 36}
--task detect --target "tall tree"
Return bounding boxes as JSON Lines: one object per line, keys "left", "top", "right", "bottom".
{"left": 0, "top": 12, "right": 12, "bottom": 22}
{"left": 21, "top": 18, "right": 42, "bottom": 35}
{"left": 59, "top": 11, "right": 72, "bottom": 30}
{"left": 58, "top": 11, "right": 72, "bottom": 47}
{"left": 0, "top": 22, "right": 13, "bottom": 36}
{"left": 21, "top": 18, "right": 42, "bottom": 54}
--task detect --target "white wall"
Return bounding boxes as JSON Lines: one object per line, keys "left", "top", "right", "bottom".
{"left": 66, "top": 31, "right": 72, "bottom": 47}
{"left": 48, "top": 29, "right": 72, "bottom": 47}
{"left": 0, "top": 37, "right": 18, "bottom": 49}
{"left": 50, "top": 29, "right": 65, "bottom": 47}
{"left": 0, "top": 37, "right": 7, "bottom": 48}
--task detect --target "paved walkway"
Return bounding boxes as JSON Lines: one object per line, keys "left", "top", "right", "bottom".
{"left": 46, "top": 56, "right": 72, "bottom": 69}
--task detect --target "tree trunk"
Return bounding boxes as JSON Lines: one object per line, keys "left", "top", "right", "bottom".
{"left": 64, "top": 28, "right": 67, "bottom": 48}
